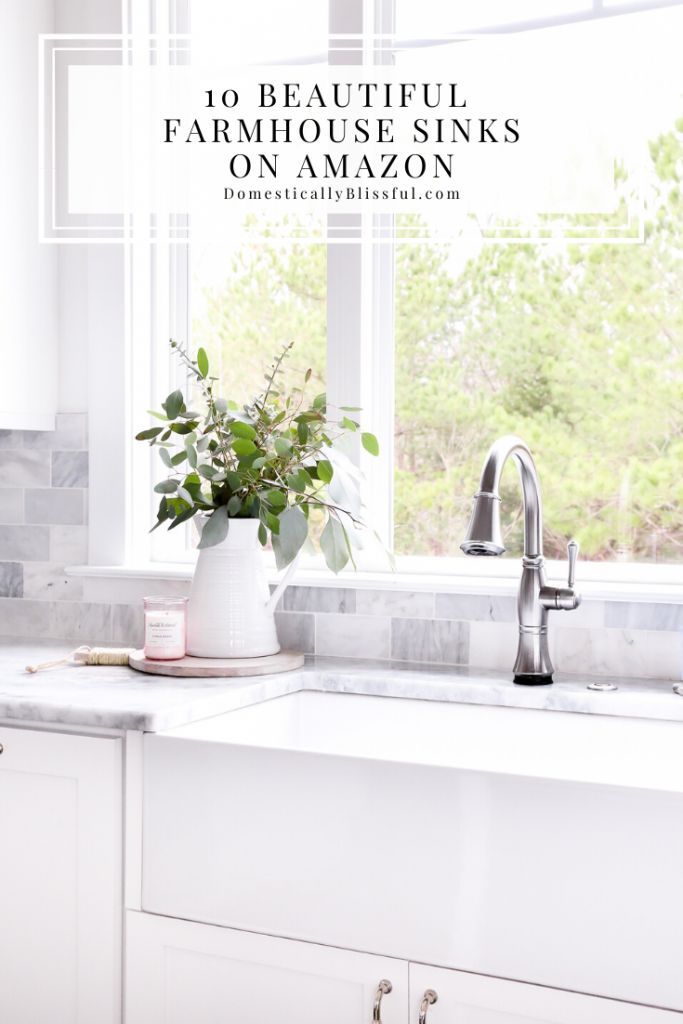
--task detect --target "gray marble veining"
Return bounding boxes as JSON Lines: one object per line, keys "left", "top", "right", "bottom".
{"left": 356, "top": 588, "right": 434, "bottom": 618}
{"left": 21, "top": 414, "right": 87, "bottom": 451}
{"left": 282, "top": 585, "right": 356, "bottom": 614}
{"left": 0, "top": 562, "right": 23, "bottom": 598}
{"left": 435, "top": 592, "right": 516, "bottom": 622}
{"left": 0, "top": 450, "right": 50, "bottom": 487}
{"left": 274, "top": 610, "right": 315, "bottom": 653}
{"left": 22, "top": 562, "right": 83, "bottom": 602}
{"left": 49, "top": 602, "right": 112, "bottom": 643}
{"left": 605, "top": 600, "right": 683, "bottom": 632}
{"left": 49, "top": 524, "right": 88, "bottom": 563}
{"left": 2, "top": 640, "right": 682, "bottom": 733}
{"left": 51, "top": 451, "right": 89, "bottom": 488}
{"left": 391, "top": 617, "right": 469, "bottom": 665}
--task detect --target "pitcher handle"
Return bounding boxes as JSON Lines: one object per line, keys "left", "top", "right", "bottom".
{"left": 267, "top": 551, "right": 302, "bottom": 613}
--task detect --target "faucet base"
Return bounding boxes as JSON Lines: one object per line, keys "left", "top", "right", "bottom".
{"left": 513, "top": 672, "right": 553, "bottom": 686}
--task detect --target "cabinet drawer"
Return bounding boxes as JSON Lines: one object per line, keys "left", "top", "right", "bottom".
{"left": 409, "top": 964, "right": 682, "bottom": 1023}
{"left": 126, "top": 911, "right": 409, "bottom": 1023}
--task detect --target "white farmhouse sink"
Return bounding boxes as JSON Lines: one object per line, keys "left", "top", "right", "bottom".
{"left": 143, "top": 691, "right": 683, "bottom": 1010}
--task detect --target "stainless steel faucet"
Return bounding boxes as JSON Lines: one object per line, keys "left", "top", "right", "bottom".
{"left": 460, "top": 435, "right": 581, "bottom": 685}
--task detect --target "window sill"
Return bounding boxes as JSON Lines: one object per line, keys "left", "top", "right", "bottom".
{"left": 66, "top": 561, "right": 683, "bottom": 605}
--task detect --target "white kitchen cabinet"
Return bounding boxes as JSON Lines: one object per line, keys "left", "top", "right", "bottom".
{"left": 0, "top": 725, "right": 122, "bottom": 1024}
{"left": 0, "top": 0, "right": 58, "bottom": 430}
{"left": 126, "top": 911, "right": 409, "bottom": 1024}
{"left": 409, "top": 963, "right": 682, "bottom": 1023}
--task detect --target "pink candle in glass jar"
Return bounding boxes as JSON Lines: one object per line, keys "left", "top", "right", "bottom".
{"left": 143, "top": 597, "right": 187, "bottom": 659}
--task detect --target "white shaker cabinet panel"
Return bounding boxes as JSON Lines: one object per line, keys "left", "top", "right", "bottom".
{"left": 0, "top": 726, "right": 122, "bottom": 1024}
{"left": 409, "top": 964, "right": 683, "bottom": 1023}
{"left": 126, "top": 911, "right": 409, "bottom": 1024}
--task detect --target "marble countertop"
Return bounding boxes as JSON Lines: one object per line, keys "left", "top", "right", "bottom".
{"left": 1, "top": 639, "right": 682, "bottom": 733}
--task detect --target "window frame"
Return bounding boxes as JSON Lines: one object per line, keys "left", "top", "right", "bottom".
{"left": 85, "top": 0, "right": 683, "bottom": 588}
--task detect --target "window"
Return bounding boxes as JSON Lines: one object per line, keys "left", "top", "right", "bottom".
{"left": 135, "top": 0, "right": 683, "bottom": 578}
{"left": 391, "top": 6, "right": 683, "bottom": 564}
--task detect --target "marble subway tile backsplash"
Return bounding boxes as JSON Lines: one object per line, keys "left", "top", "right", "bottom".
{"left": 0, "top": 413, "right": 680, "bottom": 679}
{"left": 0, "top": 414, "right": 93, "bottom": 641}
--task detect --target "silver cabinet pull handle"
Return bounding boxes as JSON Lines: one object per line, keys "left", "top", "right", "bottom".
{"left": 419, "top": 989, "right": 438, "bottom": 1024}
{"left": 373, "top": 979, "right": 392, "bottom": 1021}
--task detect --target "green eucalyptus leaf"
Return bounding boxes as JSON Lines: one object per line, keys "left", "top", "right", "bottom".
{"left": 196, "top": 435, "right": 210, "bottom": 453}
{"left": 150, "top": 496, "right": 171, "bottom": 532}
{"left": 316, "top": 459, "right": 334, "bottom": 484}
{"left": 185, "top": 444, "right": 198, "bottom": 469}
{"left": 232, "top": 438, "right": 257, "bottom": 457}
{"left": 198, "top": 464, "right": 218, "bottom": 479}
{"left": 274, "top": 437, "right": 292, "bottom": 457}
{"left": 341, "top": 416, "right": 359, "bottom": 432}
{"left": 287, "top": 471, "right": 306, "bottom": 494}
{"left": 313, "top": 392, "right": 326, "bottom": 410}
{"left": 265, "top": 488, "right": 287, "bottom": 509}
{"left": 361, "top": 432, "right": 380, "bottom": 456}
{"left": 227, "top": 495, "right": 243, "bottom": 516}
{"left": 136, "top": 426, "right": 163, "bottom": 441}
{"left": 265, "top": 510, "right": 280, "bottom": 534}
{"left": 271, "top": 505, "right": 308, "bottom": 570}
{"left": 197, "top": 508, "right": 229, "bottom": 549}
{"left": 320, "top": 515, "right": 350, "bottom": 574}
{"left": 177, "top": 486, "right": 193, "bottom": 505}
{"left": 158, "top": 447, "right": 173, "bottom": 468}
{"left": 170, "top": 422, "right": 196, "bottom": 435}
{"left": 197, "top": 347, "right": 209, "bottom": 378}
{"left": 258, "top": 523, "right": 268, "bottom": 546}
{"left": 225, "top": 471, "right": 242, "bottom": 491}
{"left": 168, "top": 506, "right": 196, "bottom": 530}
{"left": 163, "top": 389, "right": 184, "bottom": 420}
{"left": 231, "top": 421, "right": 257, "bottom": 440}
{"left": 297, "top": 420, "right": 309, "bottom": 444}
{"left": 171, "top": 450, "right": 188, "bottom": 466}
{"left": 154, "top": 479, "right": 178, "bottom": 494}
{"left": 214, "top": 397, "right": 228, "bottom": 415}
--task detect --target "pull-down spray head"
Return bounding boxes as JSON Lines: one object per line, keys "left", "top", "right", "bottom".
{"left": 460, "top": 492, "right": 505, "bottom": 556}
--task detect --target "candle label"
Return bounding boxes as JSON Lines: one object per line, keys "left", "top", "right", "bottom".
{"left": 144, "top": 610, "right": 185, "bottom": 657}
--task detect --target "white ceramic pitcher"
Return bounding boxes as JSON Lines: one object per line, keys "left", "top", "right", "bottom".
{"left": 186, "top": 517, "right": 299, "bottom": 658}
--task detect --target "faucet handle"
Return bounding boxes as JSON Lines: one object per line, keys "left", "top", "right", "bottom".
{"left": 567, "top": 539, "right": 579, "bottom": 589}
{"left": 541, "top": 540, "right": 581, "bottom": 613}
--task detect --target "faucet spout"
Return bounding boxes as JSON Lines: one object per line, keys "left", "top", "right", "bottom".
{"left": 462, "top": 435, "right": 543, "bottom": 559}
{"left": 461, "top": 435, "right": 581, "bottom": 686}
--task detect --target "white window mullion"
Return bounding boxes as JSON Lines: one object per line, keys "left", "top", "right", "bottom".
{"left": 327, "top": 0, "right": 397, "bottom": 558}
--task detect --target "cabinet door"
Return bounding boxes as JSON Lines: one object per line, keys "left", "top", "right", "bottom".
{"left": 409, "top": 964, "right": 682, "bottom": 1023}
{"left": 0, "top": 726, "right": 122, "bottom": 1024}
{"left": 126, "top": 911, "right": 409, "bottom": 1024}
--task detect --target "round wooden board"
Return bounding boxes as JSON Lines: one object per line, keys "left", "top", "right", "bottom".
{"left": 128, "top": 649, "right": 305, "bottom": 678}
